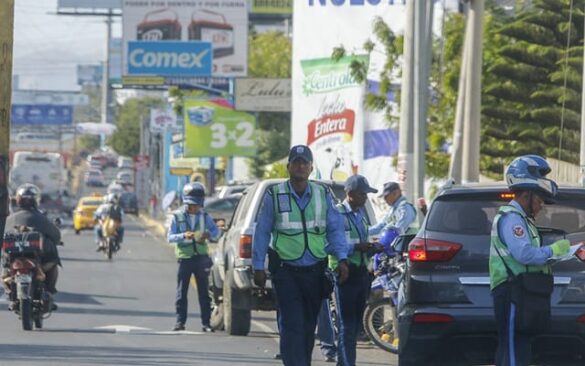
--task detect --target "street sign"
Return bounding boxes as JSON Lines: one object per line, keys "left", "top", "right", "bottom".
{"left": 11, "top": 104, "right": 72, "bottom": 125}
{"left": 170, "top": 167, "right": 193, "bottom": 176}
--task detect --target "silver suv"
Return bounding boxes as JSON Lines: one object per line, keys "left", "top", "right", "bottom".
{"left": 209, "top": 178, "right": 378, "bottom": 335}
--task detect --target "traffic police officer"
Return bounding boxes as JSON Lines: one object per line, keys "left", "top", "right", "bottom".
{"left": 490, "top": 155, "right": 570, "bottom": 365}
{"left": 369, "top": 181, "right": 417, "bottom": 235}
{"left": 330, "top": 175, "right": 381, "bottom": 366}
{"left": 253, "top": 145, "right": 349, "bottom": 366}
{"left": 168, "top": 182, "right": 221, "bottom": 332}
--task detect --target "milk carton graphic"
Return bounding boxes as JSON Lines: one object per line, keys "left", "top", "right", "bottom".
{"left": 137, "top": 8, "right": 181, "bottom": 40}
{"left": 187, "top": 106, "right": 214, "bottom": 126}
{"left": 188, "top": 10, "right": 234, "bottom": 58}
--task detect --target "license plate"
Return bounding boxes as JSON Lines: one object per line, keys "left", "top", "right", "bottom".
{"left": 15, "top": 274, "right": 32, "bottom": 283}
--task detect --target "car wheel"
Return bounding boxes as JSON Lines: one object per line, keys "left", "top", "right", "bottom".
{"left": 223, "top": 268, "right": 251, "bottom": 336}
{"left": 209, "top": 270, "right": 224, "bottom": 331}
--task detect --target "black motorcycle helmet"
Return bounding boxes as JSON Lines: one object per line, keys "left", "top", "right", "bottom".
{"left": 15, "top": 183, "right": 41, "bottom": 208}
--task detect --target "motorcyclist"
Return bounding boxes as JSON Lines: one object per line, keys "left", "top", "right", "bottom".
{"left": 2, "top": 184, "right": 61, "bottom": 310}
{"left": 94, "top": 193, "right": 124, "bottom": 251}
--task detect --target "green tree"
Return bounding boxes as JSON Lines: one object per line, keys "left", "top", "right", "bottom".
{"left": 247, "top": 31, "right": 292, "bottom": 178}
{"left": 482, "top": 0, "right": 584, "bottom": 178}
{"left": 108, "top": 97, "right": 165, "bottom": 157}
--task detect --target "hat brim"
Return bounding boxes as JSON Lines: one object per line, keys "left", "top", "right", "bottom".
{"left": 184, "top": 198, "right": 204, "bottom": 206}
{"left": 289, "top": 156, "right": 312, "bottom": 163}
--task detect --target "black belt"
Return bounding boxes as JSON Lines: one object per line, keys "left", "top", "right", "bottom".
{"left": 281, "top": 261, "right": 325, "bottom": 273}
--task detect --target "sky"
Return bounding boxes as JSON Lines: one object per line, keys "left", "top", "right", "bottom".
{"left": 12, "top": 0, "right": 460, "bottom": 92}
{"left": 13, "top": 0, "right": 121, "bottom": 91}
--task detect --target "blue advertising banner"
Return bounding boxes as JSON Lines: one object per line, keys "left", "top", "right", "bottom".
{"left": 127, "top": 41, "right": 213, "bottom": 76}
{"left": 11, "top": 104, "right": 73, "bottom": 125}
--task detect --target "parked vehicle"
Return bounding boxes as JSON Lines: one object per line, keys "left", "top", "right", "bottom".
{"left": 204, "top": 194, "right": 241, "bottom": 226}
{"left": 397, "top": 184, "right": 585, "bottom": 366}
{"left": 209, "top": 179, "right": 377, "bottom": 335}
{"left": 117, "top": 156, "right": 134, "bottom": 170}
{"left": 118, "top": 192, "right": 139, "bottom": 216}
{"left": 73, "top": 193, "right": 103, "bottom": 234}
{"left": 2, "top": 229, "right": 54, "bottom": 330}
{"left": 363, "top": 234, "right": 411, "bottom": 353}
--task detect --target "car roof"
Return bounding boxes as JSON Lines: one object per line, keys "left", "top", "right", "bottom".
{"left": 436, "top": 182, "right": 585, "bottom": 197}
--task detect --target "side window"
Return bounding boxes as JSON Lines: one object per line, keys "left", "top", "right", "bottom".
{"left": 230, "top": 186, "right": 256, "bottom": 227}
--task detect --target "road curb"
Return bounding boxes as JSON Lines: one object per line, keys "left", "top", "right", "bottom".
{"left": 136, "top": 214, "right": 167, "bottom": 238}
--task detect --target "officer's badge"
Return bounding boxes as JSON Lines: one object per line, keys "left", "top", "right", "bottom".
{"left": 513, "top": 225, "right": 525, "bottom": 238}
{"left": 277, "top": 193, "right": 292, "bottom": 213}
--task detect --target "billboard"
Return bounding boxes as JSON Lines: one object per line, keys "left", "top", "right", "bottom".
{"left": 184, "top": 99, "right": 256, "bottom": 157}
{"left": 291, "top": 0, "right": 407, "bottom": 189}
{"left": 77, "top": 64, "right": 103, "bottom": 86}
{"left": 251, "top": 0, "right": 292, "bottom": 14}
{"left": 127, "top": 41, "right": 212, "bottom": 76}
{"left": 58, "top": 0, "right": 121, "bottom": 9}
{"left": 122, "top": 0, "right": 248, "bottom": 78}
{"left": 11, "top": 105, "right": 73, "bottom": 125}
{"left": 109, "top": 38, "right": 123, "bottom": 86}
{"left": 150, "top": 108, "right": 181, "bottom": 133}
{"left": 12, "top": 90, "right": 88, "bottom": 106}
{"left": 235, "top": 78, "right": 291, "bottom": 112}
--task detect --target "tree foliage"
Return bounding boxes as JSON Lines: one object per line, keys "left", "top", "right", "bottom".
{"left": 108, "top": 97, "right": 165, "bottom": 157}
{"left": 246, "top": 31, "right": 292, "bottom": 178}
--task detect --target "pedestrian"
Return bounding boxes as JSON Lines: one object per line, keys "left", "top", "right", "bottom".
{"left": 369, "top": 181, "right": 417, "bottom": 235}
{"left": 490, "top": 155, "right": 570, "bottom": 366}
{"left": 167, "top": 182, "right": 221, "bottom": 332}
{"left": 329, "top": 174, "right": 382, "bottom": 366}
{"left": 252, "top": 144, "right": 349, "bottom": 366}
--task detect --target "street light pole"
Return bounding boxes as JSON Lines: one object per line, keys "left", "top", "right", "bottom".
{"left": 0, "top": 0, "right": 14, "bottom": 240}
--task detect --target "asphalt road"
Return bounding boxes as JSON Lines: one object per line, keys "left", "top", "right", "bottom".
{"left": 0, "top": 170, "right": 396, "bottom": 366}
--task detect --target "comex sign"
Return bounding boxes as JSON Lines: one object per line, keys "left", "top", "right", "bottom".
{"left": 128, "top": 41, "right": 213, "bottom": 76}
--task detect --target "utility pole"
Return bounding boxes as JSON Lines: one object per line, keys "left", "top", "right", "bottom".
{"left": 398, "top": 0, "right": 415, "bottom": 203}
{"left": 579, "top": 2, "right": 585, "bottom": 186}
{"left": 0, "top": 1, "right": 14, "bottom": 240}
{"left": 461, "top": 0, "right": 484, "bottom": 183}
{"left": 100, "top": 12, "right": 113, "bottom": 148}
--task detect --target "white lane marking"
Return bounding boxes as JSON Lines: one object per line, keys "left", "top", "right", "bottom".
{"left": 95, "top": 325, "right": 151, "bottom": 333}
{"left": 93, "top": 325, "right": 204, "bottom": 335}
{"left": 252, "top": 320, "right": 279, "bottom": 345}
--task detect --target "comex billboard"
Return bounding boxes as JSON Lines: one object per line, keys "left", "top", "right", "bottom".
{"left": 122, "top": 0, "right": 248, "bottom": 79}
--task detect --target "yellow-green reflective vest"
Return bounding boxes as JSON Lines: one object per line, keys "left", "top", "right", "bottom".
{"left": 271, "top": 182, "right": 328, "bottom": 261}
{"left": 489, "top": 205, "right": 551, "bottom": 290}
{"left": 329, "top": 203, "right": 369, "bottom": 270}
{"left": 173, "top": 211, "right": 209, "bottom": 258}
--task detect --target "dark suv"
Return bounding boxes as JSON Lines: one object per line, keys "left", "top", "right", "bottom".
{"left": 397, "top": 183, "right": 585, "bottom": 366}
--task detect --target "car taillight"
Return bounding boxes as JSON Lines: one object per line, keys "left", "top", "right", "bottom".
{"left": 413, "top": 313, "right": 454, "bottom": 323}
{"left": 408, "top": 238, "right": 462, "bottom": 262}
{"left": 239, "top": 235, "right": 252, "bottom": 258}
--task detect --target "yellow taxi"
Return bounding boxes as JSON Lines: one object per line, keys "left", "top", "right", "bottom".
{"left": 73, "top": 193, "right": 103, "bottom": 234}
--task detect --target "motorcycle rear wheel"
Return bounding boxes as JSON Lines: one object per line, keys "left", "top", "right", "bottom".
{"left": 21, "top": 299, "right": 33, "bottom": 331}
{"left": 362, "top": 298, "right": 399, "bottom": 353}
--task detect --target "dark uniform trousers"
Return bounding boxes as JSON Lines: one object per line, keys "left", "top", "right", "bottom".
{"left": 272, "top": 263, "right": 326, "bottom": 366}
{"left": 175, "top": 255, "right": 212, "bottom": 326}
{"left": 492, "top": 282, "right": 531, "bottom": 366}
{"left": 336, "top": 265, "right": 370, "bottom": 366}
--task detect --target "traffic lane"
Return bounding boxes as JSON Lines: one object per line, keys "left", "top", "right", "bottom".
{"left": 0, "top": 216, "right": 395, "bottom": 365}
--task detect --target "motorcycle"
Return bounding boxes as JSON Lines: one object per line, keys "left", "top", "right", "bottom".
{"left": 2, "top": 228, "right": 53, "bottom": 330}
{"left": 98, "top": 217, "right": 120, "bottom": 260}
{"left": 362, "top": 246, "right": 405, "bottom": 353}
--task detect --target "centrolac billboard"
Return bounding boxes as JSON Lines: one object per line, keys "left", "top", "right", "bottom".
{"left": 184, "top": 99, "right": 256, "bottom": 157}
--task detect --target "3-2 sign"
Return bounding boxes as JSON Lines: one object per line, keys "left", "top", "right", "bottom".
{"left": 210, "top": 121, "right": 254, "bottom": 148}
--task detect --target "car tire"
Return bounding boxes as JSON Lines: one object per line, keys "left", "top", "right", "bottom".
{"left": 223, "top": 268, "right": 251, "bottom": 336}
{"left": 209, "top": 270, "right": 225, "bottom": 331}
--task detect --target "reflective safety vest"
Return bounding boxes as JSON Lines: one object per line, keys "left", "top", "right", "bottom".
{"left": 271, "top": 182, "right": 328, "bottom": 261}
{"left": 489, "top": 205, "right": 551, "bottom": 290}
{"left": 329, "top": 203, "right": 369, "bottom": 270}
{"left": 172, "top": 210, "right": 209, "bottom": 258}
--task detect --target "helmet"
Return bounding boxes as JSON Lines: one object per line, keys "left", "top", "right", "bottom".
{"left": 505, "top": 155, "right": 558, "bottom": 203}
{"left": 379, "top": 228, "right": 399, "bottom": 255}
{"left": 104, "top": 193, "right": 118, "bottom": 204}
{"left": 15, "top": 183, "right": 41, "bottom": 208}
{"left": 183, "top": 182, "right": 205, "bottom": 205}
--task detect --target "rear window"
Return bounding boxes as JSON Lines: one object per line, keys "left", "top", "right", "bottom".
{"left": 427, "top": 192, "right": 585, "bottom": 235}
